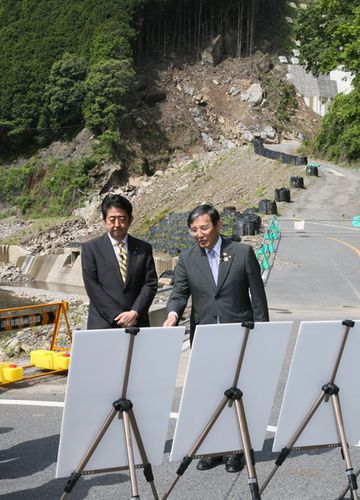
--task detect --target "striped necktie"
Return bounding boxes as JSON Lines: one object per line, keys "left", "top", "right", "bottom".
{"left": 118, "top": 242, "right": 127, "bottom": 282}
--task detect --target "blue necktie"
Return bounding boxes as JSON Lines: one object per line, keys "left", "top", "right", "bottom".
{"left": 208, "top": 249, "right": 219, "bottom": 285}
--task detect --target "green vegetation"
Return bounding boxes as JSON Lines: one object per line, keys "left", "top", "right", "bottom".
{"left": 0, "top": 0, "right": 136, "bottom": 154}
{"left": 0, "top": 157, "right": 96, "bottom": 216}
{"left": 297, "top": 0, "right": 360, "bottom": 163}
{"left": 258, "top": 67, "right": 298, "bottom": 135}
{"left": 136, "top": 209, "right": 170, "bottom": 236}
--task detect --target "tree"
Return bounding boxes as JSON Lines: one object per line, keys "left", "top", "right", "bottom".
{"left": 83, "top": 58, "right": 135, "bottom": 133}
{"left": 296, "top": 0, "right": 360, "bottom": 76}
{"left": 296, "top": 1, "right": 360, "bottom": 162}
{"left": 38, "top": 53, "right": 87, "bottom": 140}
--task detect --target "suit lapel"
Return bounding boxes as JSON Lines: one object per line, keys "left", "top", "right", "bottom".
{"left": 216, "top": 239, "right": 234, "bottom": 291}
{"left": 194, "top": 245, "right": 217, "bottom": 289}
{"left": 126, "top": 235, "right": 138, "bottom": 288}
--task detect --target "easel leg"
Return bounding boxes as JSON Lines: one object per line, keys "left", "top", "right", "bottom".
{"left": 123, "top": 411, "right": 140, "bottom": 499}
{"left": 331, "top": 393, "right": 358, "bottom": 500}
{"left": 128, "top": 408, "right": 159, "bottom": 500}
{"left": 338, "top": 468, "right": 360, "bottom": 500}
{"left": 161, "top": 395, "right": 229, "bottom": 500}
{"left": 60, "top": 407, "right": 118, "bottom": 499}
{"left": 260, "top": 391, "right": 326, "bottom": 494}
{"left": 234, "top": 398, "right": 261, "bottom": 500}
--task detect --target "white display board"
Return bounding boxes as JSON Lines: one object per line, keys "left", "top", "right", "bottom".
{"left": 56, "top": 326, "right": 185, "bottom": 478}
{"left": 170, "top": 322, "right": 292, "bottom": 461}
{"left": 273, "top": 320, "right": 360, "bottom": 452}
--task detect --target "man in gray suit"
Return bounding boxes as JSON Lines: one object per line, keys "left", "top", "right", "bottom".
{"left": 163, "top": 204, "right": 269, "bottom": 473}
{"left": 82, "top": 194, "right": 158, "bottom": 329}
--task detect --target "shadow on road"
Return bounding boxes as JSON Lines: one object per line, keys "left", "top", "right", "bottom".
{"left": 2, "top": 473, "right": 129, "bottom": 500}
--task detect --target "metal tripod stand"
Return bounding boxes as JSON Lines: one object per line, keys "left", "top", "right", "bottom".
{"left": 260, "top": 319, "right": 358, "bottom": 500}
{"left": 60, "top": 327, "right": 159, "bottom": 500}
{"left": 162, "top": 321, "right": 262, "bottom": 500}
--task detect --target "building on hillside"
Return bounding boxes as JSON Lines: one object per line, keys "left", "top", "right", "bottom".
{"left": 287, "top": 64, "right": 354, "bottom": 116}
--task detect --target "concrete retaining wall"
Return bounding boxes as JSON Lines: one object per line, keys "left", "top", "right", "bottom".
{"left": 0, "top": 245, "right": 30, "bottom": 266}
{"left": 2, "top": 245, "right": 178, "bottom": 288}
{"left": 0, "top": 245, "right": 9, "bottom": 264}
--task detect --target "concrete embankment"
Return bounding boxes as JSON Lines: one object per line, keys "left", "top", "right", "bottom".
{"left": 0, "top": 244, "right": 177, "bottom": 287}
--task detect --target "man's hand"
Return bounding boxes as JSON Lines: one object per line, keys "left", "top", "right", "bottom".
{"left": 114, "top": 310, "right": 139, "bottom": 328}
{"left": 163, "top": 313, "right": 178, "bottom": 327}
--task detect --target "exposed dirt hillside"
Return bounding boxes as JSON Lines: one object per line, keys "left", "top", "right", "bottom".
{"left": 129, "top": 145, "right": 312, "bottom": 232}
{"left": 123, "top": 54, "right": 320, "bottom": 170}
{"left": 0, "top": 55, "right": 321, "bottom": 251}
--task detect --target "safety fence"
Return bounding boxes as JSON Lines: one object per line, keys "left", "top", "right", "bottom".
{"left": 256, "top": 216, "right": 280, "bottom": 281}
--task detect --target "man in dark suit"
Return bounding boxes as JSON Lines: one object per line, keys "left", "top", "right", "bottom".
{"left": 81, "top": 194, "right": 158, "bottom": 329}
{"left": 163, "top": 204, "right": 269, "bottom": 473}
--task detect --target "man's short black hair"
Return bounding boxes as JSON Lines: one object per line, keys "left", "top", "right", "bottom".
{"left": 101, "top": 194, "right": 133, "bottom": 220}
{"left": 187, "top": 204, "right": 220, "bottom": 227}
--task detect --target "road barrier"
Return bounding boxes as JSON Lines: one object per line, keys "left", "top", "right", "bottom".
{"left": 253, "top": 139, "right": 308, "bottom": 165}
{"left": 0, "top": 301, "right": 72, "bottom": 385}
{"left": 256, "top": 216, "right": 280, "bottom": 279}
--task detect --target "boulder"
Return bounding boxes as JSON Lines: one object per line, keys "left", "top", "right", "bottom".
{"left": 240, "top": 83, "right": 264, "bottom": 106}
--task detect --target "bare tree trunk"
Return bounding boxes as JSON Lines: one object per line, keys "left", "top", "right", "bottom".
{"left": 250, "top": 0, "right": 256, "bottom": 56}
{"left": 177, "top": 2, "right": 182, "bottom": 53}
{"left": 188, "top": 10, "right": 191, "bottom": 50}
{"left": 197, "top": 0, "right": 202, "bottom": 60}
{"left": 163, "top": 15, "right": 167, "bottom": 57}
{"left": 237, "top": 1, "right": 244, "bottom": 58}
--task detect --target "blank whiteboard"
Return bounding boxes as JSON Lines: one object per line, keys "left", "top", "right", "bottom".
{"left": 273, "top": 320, "right": 360, "bottom": 452}
{"left": 170, "top": 322, "right": 292, "bottom": 461}
{"left": 56, "top": 326, "right": 185, "bottom": 478}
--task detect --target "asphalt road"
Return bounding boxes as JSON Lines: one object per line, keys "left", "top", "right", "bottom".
{"left": 1, "top": 155, "right": 360, "bottom": 500}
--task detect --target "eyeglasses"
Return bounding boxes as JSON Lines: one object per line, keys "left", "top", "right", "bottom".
{"left": 106, "top": 216, "right": 129, "bottom": 224}
{"left": 189, "top": 224, "right": 211, "bottom": 235}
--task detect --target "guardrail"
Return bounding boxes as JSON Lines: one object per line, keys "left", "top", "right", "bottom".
{"left": 256, "top": 216, "right": 280, "bottom": 282}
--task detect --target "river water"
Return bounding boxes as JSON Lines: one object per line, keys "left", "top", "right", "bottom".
{"left": 0, "top": 281, "right": 86, "bottom": 309}
{"left": 0, "top": 287, "right": 39, "bottom": 309}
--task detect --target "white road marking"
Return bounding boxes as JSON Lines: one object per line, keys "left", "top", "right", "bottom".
{"left": 306, "top": 221, "right": 360, "bottom": 231}
{"left": 0, "top": 399, "right": 64, "bottom": 407}
{"left": 327, "top": 169, "right": 345, "bottom": 177}
{"left": 0, "top": 401, "right": 279, "bottom": 434}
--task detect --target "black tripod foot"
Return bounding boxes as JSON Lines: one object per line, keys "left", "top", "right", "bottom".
{"left": 249, "top": 481, "right": 261, "bottom": 500}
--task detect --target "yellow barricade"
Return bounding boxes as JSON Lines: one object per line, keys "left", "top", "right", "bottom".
{"left": 0, "top": 301, "right": 72, "bottom": 385}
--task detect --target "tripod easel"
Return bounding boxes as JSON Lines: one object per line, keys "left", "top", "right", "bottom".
{"left": 260, "top": 319, "right": 358, "bottom": 500}
{"left": 162, "top": 321, "right": 262, "bottom": 500}
{"left": 60, "top": 327, "right": 159, "bottom": 500}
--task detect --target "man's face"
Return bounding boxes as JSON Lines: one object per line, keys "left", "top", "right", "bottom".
{"left": 189, "top": 213, "right": 222, "bottom": 250}
{"left": 104, "top": 207, "right": 133, "bottom": 242}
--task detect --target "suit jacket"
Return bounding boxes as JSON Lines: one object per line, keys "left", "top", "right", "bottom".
{"left": 166, "top": 237, "right": 269, "bottom": 342}
{"left": 81, "top": 233, "right": 158, "bottom": 329}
